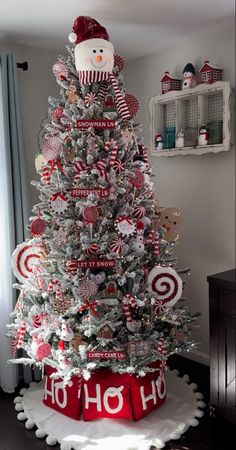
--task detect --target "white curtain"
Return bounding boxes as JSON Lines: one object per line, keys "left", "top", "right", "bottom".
{"left": 0, "top": 64, "right": 18, "bottom": 393}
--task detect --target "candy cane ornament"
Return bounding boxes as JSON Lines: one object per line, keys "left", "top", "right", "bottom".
{"left": 154, "top": 234, "right": 159, "bottom": 256}
{"left": 47, "top": 279, "right": 61, "bottom": 299}
{"left": 16, "top": 322, "right": 27, "bottom": 349}
{"left": 123, "top": 293, "right": 137, "bottom": 309}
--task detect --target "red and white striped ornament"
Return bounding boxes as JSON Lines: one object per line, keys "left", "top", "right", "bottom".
{"left": 152, "top": 299, "right": 167, "bottom": 315}
{"left": 138, "top": 144, "right": 149, "bottom": 166}
{"left": 114, "top": 54, "right": 125, "bottom": 72}
{"left": 122, "top": 303, "right": 132, "bottom": 322}
{"left": 52, "top": 61, "right": 68, "bottom": 80}
{"left": 156, "top": 337, "right": 168, "bottom": 370}
{"left": 16, "top": 322, "right": 27, "bottom": 349}
{"left": 84, "top": 243, "right": 99, "bottom": 255}
{"left": 112, "top": 160, "right": 124, "bottom": 175}
{"left": 84, "top": 92, "right": 97, "bottom": 106}
{"left": 110, "top": 237, "right": 125, "bottom": 255}
{"left": 36, "top": 342, "right": 51, "bottom": 361}
{"left": 132, "top": 205, "right": 146, "bottom": 219}
{"left": 32, "top": 314, "right": 42, "bottom": 328}
{"left": 124, "top": 93, "right": 140, "bottom": 118}
{"left": 104, "top": 139, "right": 118, "bottom": 152}
{"left": 41, "top": 137, "right": 62, "bottom": 161}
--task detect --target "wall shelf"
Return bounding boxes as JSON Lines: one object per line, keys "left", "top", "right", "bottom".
{"left": 149, "top": 81, "right": 233, "bottom": 157}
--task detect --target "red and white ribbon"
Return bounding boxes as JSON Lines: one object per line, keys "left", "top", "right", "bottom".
{"left": 48, "top": 159, "right": 64, "bottom": 178}
{"left": 73, "top": 159, "right": 107, "bottom": 180}
{"left": 16, "top": 322, "right": 27, "bottom": 349}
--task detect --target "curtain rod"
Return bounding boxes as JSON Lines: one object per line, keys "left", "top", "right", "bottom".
{"left": 17, "top": 62, "right": 28, "bottom": 71}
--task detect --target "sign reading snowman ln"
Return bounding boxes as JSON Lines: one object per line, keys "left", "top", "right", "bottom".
{"left": 43, "top": 365, "right": 166, "bottom": 421}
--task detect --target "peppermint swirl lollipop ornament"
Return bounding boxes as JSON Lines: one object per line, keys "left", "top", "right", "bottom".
{"left": 147, "top": 266, "right": 183, "bottom": 308}
{"left": 77, "top": 280, "right": 98, "bottom": 300}
{"left": 11, "top": 242, "right": 43, "bottom": 284}
{"left": 129, "top": 170, "right": 145, "bottom": 189}
{"left": 41, "top": 136, "right": 62, "bottom": 161}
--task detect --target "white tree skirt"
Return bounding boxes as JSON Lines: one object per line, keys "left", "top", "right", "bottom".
{"left": 14, "top": 369, "right": 206, "bottom": 450}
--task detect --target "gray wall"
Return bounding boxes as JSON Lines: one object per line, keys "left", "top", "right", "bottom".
{"left": 126, "top": 25, "right": 235, "bottom": 364}
{"left": 0, "top": 41, "right": 60, "bottom": 207}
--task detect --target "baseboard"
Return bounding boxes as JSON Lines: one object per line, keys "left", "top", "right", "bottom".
{"left": 180, "top": 350, "right": 210, "bottom": 366}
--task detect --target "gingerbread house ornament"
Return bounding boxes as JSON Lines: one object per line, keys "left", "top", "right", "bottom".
{"left": 199, "top": 60, "right": 223, "bottom": 84}
{"left": 97, "top": 321, "right": 115, "bottom": 339}
{"left": 160, "top": 72, "right": 181, "bottom": 94}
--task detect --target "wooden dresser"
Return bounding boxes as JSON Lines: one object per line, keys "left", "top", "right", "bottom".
{"left": 208, "top": 269, "right": 236, "bottom": 423}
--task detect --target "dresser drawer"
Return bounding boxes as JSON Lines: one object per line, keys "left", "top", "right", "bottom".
{"left": 218, "top": 289, "right": 236, "bottom": 319}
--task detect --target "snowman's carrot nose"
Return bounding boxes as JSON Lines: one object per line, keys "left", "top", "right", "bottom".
{"left": 96, "top": 55, "right": 103, "bottom": 62}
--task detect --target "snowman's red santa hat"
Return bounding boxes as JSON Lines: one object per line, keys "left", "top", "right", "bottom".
{"left": 69, "top": 16, "right": 114, "bottom": 53}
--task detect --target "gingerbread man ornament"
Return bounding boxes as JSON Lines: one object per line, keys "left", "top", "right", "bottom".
{"left": 160, "top": 207, "right": 183, "bottom": 242}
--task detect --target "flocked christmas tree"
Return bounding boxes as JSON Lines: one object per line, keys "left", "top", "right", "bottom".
{"left": 8, "top": 16, "right": 199, "bottom": 421}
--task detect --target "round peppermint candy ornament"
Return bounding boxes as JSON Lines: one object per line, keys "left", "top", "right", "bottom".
{"left": 147, "top": 266, "right": 183, "bottom": 307}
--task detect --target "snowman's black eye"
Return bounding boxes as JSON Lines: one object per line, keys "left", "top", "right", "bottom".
{"left": 100, "top": 49, "right": 103, "bottom": 53}
{"left": 93, "top": 49, "right": 96, "bottom": 53}
{"left": 165, "top": 216, "right": 168, "bottom": 219}
{"left": 174, "top": 221, "right": 177, "bottom": 225}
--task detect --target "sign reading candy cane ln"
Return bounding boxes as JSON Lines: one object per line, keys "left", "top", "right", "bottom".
{"left": 43, "top": 365, "right": 166, "bottom": 421}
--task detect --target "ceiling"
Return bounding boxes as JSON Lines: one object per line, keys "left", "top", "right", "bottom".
{"left": 0, "top": 0, "right": 235, "bottom": 60}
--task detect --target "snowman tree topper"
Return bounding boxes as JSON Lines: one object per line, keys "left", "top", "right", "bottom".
{"left": 69, "top": 16, "right": 130, "bottom": 120}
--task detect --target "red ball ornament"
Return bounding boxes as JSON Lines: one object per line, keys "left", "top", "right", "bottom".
{"left": 132, "top": 205, "right": 146, "bottom": 219}
{"left": 52, "top": 107, "right": 64, "bottom": 121}
{"left": 82, "top": 206, "right": 99, "bottom": 224}
{"left": 129, "top": 170, "right": 145, "bottom": 189}
{"left": 84, "top": 243, "right": 99, "bottom": 255}
{"left": 110, "top": 237, "right": 125, "bottom": 255}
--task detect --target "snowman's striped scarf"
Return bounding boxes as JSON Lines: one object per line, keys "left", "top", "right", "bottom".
{"left": 78, "top": 70, "right": 130, "bottom": 121}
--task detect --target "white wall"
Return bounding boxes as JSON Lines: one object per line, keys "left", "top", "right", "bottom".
{"left": 126, "top": 25, "right": 235, "bottom": 365}
{"left": 0, "top": 41, "right": 60, "bottom": 207}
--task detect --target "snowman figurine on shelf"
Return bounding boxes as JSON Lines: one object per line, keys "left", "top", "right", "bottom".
{"left": 182, "top": 63, "right": 197, "bottom": 89}
{"left": 68, "top": 16, "right": 138, "bottom": 121}
{"left": 198, "top": 124, "right": 209, "bottom": 146}
{"left": 155, "top": 132, "right": 163, "bottom": 150}
{"left": 176, "top": 129, "right": 185, "bottom": 148}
